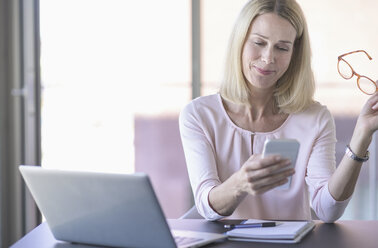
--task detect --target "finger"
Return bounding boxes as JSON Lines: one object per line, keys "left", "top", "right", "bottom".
{"left": 372, "top": 101, "right": 378, "bottom": 110}
{"left": 247, "top": 159, "right": 292, "bottom": 181}
{"left": 367, "top": 93, "right": 378, "bottom": 108}
{"left": 250, "top": 168, "right": 295, "bottom": 190}
{"left": 245, "top": 155, "right": 289, "bottom": 171}
{"left": 257, "top": 179, "right": 288, "bottom": 194}
{"left": 251, "top": 178, "right": 289, "bottom": 195}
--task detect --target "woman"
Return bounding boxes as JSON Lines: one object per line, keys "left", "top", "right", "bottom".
{"left": 179, "top": 0, "right": 378, "bottom": 222}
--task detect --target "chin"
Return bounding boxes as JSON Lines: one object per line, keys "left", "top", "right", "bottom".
{"left": 248, "top": 77, "right": 277, "bottom": 90}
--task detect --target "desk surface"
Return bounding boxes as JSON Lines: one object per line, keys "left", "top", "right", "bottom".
{"left": 11, "top": 219, "right": 378, "bottom": 248}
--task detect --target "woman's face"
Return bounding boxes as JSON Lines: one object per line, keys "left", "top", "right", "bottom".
{"left": 241, "top": 13, "right": 297, "bottom": 92}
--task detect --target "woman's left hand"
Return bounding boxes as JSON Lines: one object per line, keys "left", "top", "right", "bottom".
{"left": 356, "top": 85, "right": 378, "bottom": 138}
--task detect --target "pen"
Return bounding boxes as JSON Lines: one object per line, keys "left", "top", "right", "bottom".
{"left": 224, "top": 222, "right": 277, "bottom": 229}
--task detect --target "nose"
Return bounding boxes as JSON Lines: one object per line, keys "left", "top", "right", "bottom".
{"left": 261, "top": 47, "right": 275, "bottom": 64}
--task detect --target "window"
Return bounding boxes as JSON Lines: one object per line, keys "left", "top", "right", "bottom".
{"left": 40, "top": 0, "right": 191, "bottom": 218}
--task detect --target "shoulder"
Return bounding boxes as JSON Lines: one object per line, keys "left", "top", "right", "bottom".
{"left": 292, "top": 101, "right": 335, "bottom": 132}
{"left": 184, "top": 93, "right": 220, "bottom": 109}
{"left": 179, "top": 94, "right": 221, "bottom": 121}
{"left": 295, "top": 101, "right": 333, "bottom": 120}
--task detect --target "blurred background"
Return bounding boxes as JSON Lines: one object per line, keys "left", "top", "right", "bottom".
{"left": 1, "top": 0, "right": 378, "bottom": 246}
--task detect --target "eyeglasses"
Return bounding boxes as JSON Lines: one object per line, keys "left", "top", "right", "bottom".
{"left": 337, "top": 50, "right": 377, "bottom": 95}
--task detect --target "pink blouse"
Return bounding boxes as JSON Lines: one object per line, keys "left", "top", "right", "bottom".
{"left": 179, "top": 94, "right": 350, "bottom": 222}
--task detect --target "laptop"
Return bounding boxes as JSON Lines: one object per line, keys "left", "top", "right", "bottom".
{"left": 19, "top": 165, "right": 226, "bottom": 248}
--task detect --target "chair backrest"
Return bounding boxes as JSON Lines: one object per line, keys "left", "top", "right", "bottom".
{"left": 179, "top": 206, "right": 204, "bottom": 219}
{"left": 310, "top": 208, "right": 319, "bottom": 220}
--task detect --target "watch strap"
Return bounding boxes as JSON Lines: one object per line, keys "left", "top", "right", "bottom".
{"left": 345, "top": 145, "right": 369, "bottom": 162}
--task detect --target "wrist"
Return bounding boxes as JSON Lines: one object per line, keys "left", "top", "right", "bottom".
{"left": 231, "top": 170, "right": 248, "bottom": 199}
{"left": 350, "top": 124, "right": 372, "bottom": 157}
{"left": 355, "top": 119, "right": 374, "bottom": 142}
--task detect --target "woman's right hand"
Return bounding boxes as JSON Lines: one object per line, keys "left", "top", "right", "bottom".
{"left": 208, "top": 154, "right": 295, "bottom": 216}
{"left": 235, "top": 154, "right": 295, "bottom": 195}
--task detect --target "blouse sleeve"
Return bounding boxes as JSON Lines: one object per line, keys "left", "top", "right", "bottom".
{"left": 179, "top": 102, "right": 225, "bottom": 220}
{"left": 305, "top": 107, "right": 351, "bottom": 223}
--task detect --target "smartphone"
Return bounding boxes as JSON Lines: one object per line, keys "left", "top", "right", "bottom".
{"left": 262, "top": 139, "right": 300, "bottom": 190}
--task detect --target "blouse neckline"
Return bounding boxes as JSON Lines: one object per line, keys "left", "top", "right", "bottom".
{"left": 216, "top": 93, "right": 292, "bottom": 135}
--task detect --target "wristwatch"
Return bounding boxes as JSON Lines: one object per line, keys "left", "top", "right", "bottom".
{"left": 345, "top": 145, "right": 369, "bottom": 162}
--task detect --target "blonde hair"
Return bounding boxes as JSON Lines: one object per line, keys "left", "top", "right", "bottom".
{"left": 219, "top": 0, "right": 315, "bottom": 114}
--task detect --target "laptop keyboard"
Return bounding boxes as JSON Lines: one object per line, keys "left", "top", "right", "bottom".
{"left": 174, "top": 235, "right": 204, "bottom": 246}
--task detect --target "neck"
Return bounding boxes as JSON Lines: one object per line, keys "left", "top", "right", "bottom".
{"left": 223, "top": 91, "right": 277, "bottom": 123}
{"left": 247, "top": 87, "right": 277, "bottom": 119}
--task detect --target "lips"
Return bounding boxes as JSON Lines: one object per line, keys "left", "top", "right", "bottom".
{"left": 253, "top": 66, "right": 275, "bottom": 75}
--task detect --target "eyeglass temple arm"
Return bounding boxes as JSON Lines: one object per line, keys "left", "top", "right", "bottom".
{"left": 339, "top": 50, "right": 372, "bottom": 60}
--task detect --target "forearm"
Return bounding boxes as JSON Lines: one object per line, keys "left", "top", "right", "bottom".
{"left": 328, "top": 125, "right": 371, "bottom": 201}
{"left": 208, "top": 173, "right": 247, "bottom": 216}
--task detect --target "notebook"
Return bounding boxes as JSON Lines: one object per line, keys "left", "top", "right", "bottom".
{"left": 226, "top": 219, "right": 315, "bottom": 243}
{"left": 19, "top": 165, "right": 226, "bottom": 248}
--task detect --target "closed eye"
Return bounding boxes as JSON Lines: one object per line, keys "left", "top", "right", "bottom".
{"left": 276, "top": 46, "right": 289, "bottom": 52}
